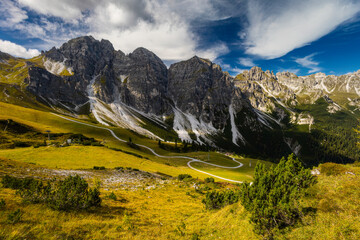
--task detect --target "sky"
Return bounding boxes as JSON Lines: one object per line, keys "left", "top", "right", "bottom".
{"left": 1, "top": 0, "right": 360, "bottom": 76}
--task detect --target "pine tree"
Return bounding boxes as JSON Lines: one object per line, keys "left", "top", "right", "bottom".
{"left": 240, "top": 154, "right": 316, "bottom": 238}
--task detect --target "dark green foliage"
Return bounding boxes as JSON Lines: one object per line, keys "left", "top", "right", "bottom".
{"left": 191, "top": 233, "right": 200, "bottom": 240}
{"left": 46, "top": 175, "right": 101, "bottom": 211}
{"left": 202, "top": 189, "right": 240, "bottom": 210}
{"left": 290, "top": 98, "right": 360, "bottom": 165}
{"left": 178, "top": 174, "right": 192, "bottom": 181}
{"left": 93, "top": 166, "right": 105, "bottom": 170}
{"left": 1, "top": 175, "right": 38, "bottom": 189}
{"left": 240, "top": 154, "right": 317, "bottom": 237}
{"left": 204, "top": 177, "right": 215, "bottom": 183}
{"left": 7, "top": 209, "right": 22, "bottom": 224}
{"left": 115, "top": 166, "right": 124, "bottom": 171}
{"left": 108, "top": 192, "right": 117, "bottom": 201}
{"left": 127, "top": 141, "right": 140, "bottom": 150}
{"left": 3, "top": 175, "right": 101, "bottom": 211}
{"left": 0, "top": 198, "right": 5, "bottom": 209}
{"left": 19, "top": 179, "right": 51, "bottom": 204}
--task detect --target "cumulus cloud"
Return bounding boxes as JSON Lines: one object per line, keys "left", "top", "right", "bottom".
{"left": 238, "top": 57, "right": 255, "bottom": 67}
{"left": 0, "top": 39, "right": 40, "bottom": 58}
{"left": 0, "top": 0, "right": 27, "bottom": 27}
{"left": 17, "top": 0, "right": 98, "bottom": 20}
{"left": 5, "top": 0, "right": 230, "bottom": 61}
{"left": 295, "top": 53, "right": 321, "bottom": 73}
{"left": 244, "top": 0, "right": 360, "bottom": 59}
{"left": 88, "top": 0, "right": 229, "bottom": 61}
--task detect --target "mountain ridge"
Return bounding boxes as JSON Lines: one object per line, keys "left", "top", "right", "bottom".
{"left": 0, "top": 35, "right": 359, "bottom": 164}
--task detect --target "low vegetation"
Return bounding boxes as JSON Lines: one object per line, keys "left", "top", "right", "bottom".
{"left": 2, "top": 175, "right": 101, "bottom": 211}
{"left": 0, "top": 156, "right": 359, "bottom": 239}
{"left": 240, "top": 154, "right": 316, "bottom": 238}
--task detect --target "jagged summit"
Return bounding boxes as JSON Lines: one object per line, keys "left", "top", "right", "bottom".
{"left": 1, "top": 35, "right": 360, "bottom": 162}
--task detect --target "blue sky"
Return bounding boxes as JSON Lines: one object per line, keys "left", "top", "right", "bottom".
{"left": 1, "top": 0, "right": 360, "bottom": 76}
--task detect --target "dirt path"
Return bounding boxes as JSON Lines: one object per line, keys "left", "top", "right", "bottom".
{"left": 52, "top": 113, "right": 244, "bottom": 183}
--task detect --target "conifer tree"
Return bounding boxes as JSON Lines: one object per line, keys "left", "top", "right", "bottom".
{"left": 240, "top": 154, "right": 316, "bottom": 238}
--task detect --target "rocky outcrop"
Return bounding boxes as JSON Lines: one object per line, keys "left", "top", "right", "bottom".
{"left": 168, "top": 56, "right": 234, "bottom": 129}
{"left": 277, "top": 70, "right": 360, "bottom": 104}
{"left": 26, "top": 67, "right": 88, "bottom": 107}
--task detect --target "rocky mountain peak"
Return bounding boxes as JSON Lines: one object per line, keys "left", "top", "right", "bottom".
{"left": 44, "top": 36, "right": 116, "bottom": 78}
{"left": 0, "top": 51, "right": 12, "bottom": 60}
{"left": 245, "top": 66, "right": 270, "bottom": 81}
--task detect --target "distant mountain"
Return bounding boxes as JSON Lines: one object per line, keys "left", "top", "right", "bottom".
{"left": 0, "top": 36, "right": 359, "bottom": 165}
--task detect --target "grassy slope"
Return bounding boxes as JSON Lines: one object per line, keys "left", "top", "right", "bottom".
{"left": 0, "top": 158, "right": 359, "bottom": 239}
{"left": 0, "top": 102, "right": 266, "bottom": 181}
{"left": 286, "top": 97, "right": 360, "bottom": 165}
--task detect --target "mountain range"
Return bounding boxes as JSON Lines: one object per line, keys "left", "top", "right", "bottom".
{"left": 1, "top": 36, "right": 359, "bottom": 165}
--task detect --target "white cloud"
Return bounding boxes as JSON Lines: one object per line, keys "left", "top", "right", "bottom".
{"left": 87, "top": 0, "right": 229, "bottom": 61}
{"left": 8, "top": 0, "right": 229, "bottom": 61}
{"left": 277, "top": 68, "right": 300, "bottom": 75}
{"left": 17, "top": 0, "right": 98, "bottom": 20}
{"left": 244, "top": 0, "right": 360, "bottom": 59}
{"left": 0, "top": 39, "right": 40, "bottom": 58}
{"left": 0, "top": 0, "right": 27, "bottom": 27}
{"left": 295, "top": 53, "right": 321, "bottom": 73}
{"left": 238, "top": 57, "right": 254, "bottom": 67}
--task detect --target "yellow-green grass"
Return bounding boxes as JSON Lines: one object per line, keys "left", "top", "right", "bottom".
{"left": 0, "top": 146, "right": 268, "bottom": 182}
{"left": 0, "top": 56, "right": 45, "bottom": 85}
{"left": 0, "top": 102, "right": 270, "bottom": 181}
{"left": 285, "top": 164, "right": 360, "bottom": 240}
{"left": 0, "top": 181, "right": 258, "bottom": 240}
{"left": 190, "top": 158, "right": 272, "bottom": 182}
{"left": 0, "top": 162, "right": 359, "bottom": 239}
{"left": 0, "top": 146, "right": 195, "bottom": 177}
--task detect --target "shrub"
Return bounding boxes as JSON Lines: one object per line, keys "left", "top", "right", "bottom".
{"left": 108, "top": 192, "right": 117, "bottom": 201}
{"left": 202, "top": 189, "right": 240, "bottom": 210}
{"left": 47, "top": 175, "right": 101, "bottom": 211}
{"left": 93, "top": 166, "right": 106, "bottom": 170}
{"left": 1, "top": 175, "right": 39, "bottom": 190}
{"left": 5, "top": 175, "right": 101, "bottom": 211}
{"left": 19, "top": 179, "right": 51, "bottom": 204}
{"left": 204, "top": 177, "right": 215, "bottom": 183}
{"left": 240, "top": 154, "right": 317, "bottom": 237}
{"left": 178, "top": 174, "right": 192, "bottom": 181}
{"left": 0, "top": 198, "right": 5, "bottom": 209}
{"left": 7, "top": 209, "right": 22, "bottom": 224}
{"left": 319, "top": 162, "right": 346, "bottom": 176}
{"left": 115, "top": 167, "right": 124, "bottom": 171}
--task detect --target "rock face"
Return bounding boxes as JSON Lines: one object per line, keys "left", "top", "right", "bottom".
{"left": 28, "top": 36, "right": 169, "bottom": 116}
{"left": 10, "top": 35, "right": 358, "bottom": 159}
{"left": 277, "top": 70, "right": 360, "bottom": 104}
{"left": 23, "top": 36, "right": 278, "bottom": 150}
{"left": 26, "top": 67, "right": 88, "bottom": 107}
{"left": 168, "top": 56, "right": 234, "bottom": 129}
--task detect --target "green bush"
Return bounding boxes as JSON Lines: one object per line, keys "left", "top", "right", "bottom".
{"left": 202, "top": 189, "right": 240, "bottom": 210}
{"left": 108, "top": 192, "right": 117, "bottom": 201}
{"left": 19, "top": 179, "right": 51, "bottom": 204}
{"left": 204, "top": 177, "right": 215, "bottom": 183}
{"left": 93, "top": 166, "right": 106, "bottom": 170}
{"left": 240, "top": 154, "right": 317, "bottom": 237}
{"left": 319, "top": 162, "right": 346, "bottom": 176}
{"left": 178, "top": 174, "right": 192, "bottom": 181}
{"left": 46, "top": 175, "right": 101, "bottom": 211}
{"left": 1, "top": 175, "right": 39, "bottom": 190}
{"left": 115, "top": 167, "right": 124, "bottom": 171}
{"left": 7, "top": 209, "right": 22, "bottom": 224}
{"left": 0, "top": 198, "right": 5, "bottom": 209}
{"left": 5, "top": 175, "right": 101, "bottom": 211}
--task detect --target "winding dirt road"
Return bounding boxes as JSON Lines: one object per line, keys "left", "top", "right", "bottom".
{"left": 52, "top": 113, "right": 244, "bottom": 183}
